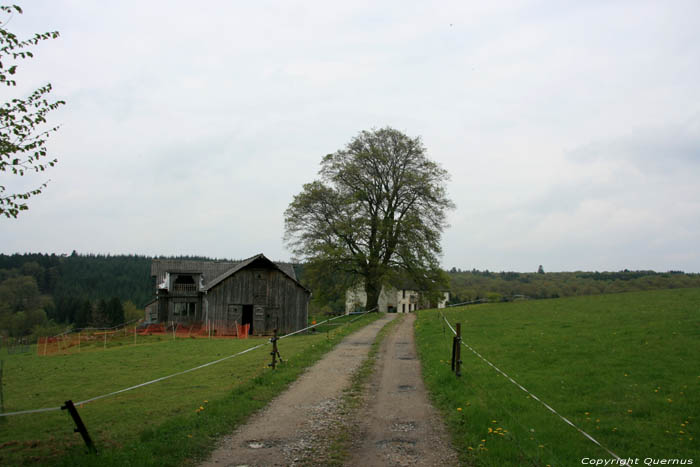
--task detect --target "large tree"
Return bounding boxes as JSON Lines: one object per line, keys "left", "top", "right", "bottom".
{"left": 0, "top": 5, "right": 64, "bottom": 218}
{"left": 285, "top": 127, "right": 454, "bottom": 311}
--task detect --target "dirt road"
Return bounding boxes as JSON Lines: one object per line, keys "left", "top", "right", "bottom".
{"left": 346, "top": 313, "right": 459, "bottom": 466}
{"left": 199, "top": 312, "right": 458, "bottom": 466}
{"left": 199, "top": 314, "right": 395, "bottom": 467}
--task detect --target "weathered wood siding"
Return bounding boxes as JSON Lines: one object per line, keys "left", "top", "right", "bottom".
{"left": 205, "top": 266, "right": 309, "bottom": 335}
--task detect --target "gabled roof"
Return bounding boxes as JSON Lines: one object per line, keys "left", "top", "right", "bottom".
{"left": 151, "top": 255, "right": 302, "bottom": 290}
{"left": 204, "top": 253, "right": 309, "bottom": 293}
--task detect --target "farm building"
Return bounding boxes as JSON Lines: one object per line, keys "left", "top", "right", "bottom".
{"left": 345, "top": 282, "right": 449, "bottom": 314}
{"left": 146, "top": 254, "right": 309, "bottom": 336}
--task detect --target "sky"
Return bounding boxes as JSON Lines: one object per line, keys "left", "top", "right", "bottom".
{"left": 1, "top": 0, "right": 699, "bottom": 272}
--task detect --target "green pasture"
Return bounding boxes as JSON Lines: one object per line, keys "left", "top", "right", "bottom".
{"left": 416, "top": 288, "right": 700, "bottom": 466}
{"left": 0, "top": 313, "right": 381, "bottom": 466}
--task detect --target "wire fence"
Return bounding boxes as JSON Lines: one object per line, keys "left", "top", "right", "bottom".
{"left": 0, "top": 308, "right": 376, "bottom": 419}
{"left": 439, "top": 310, "right": 622, "bottom": 462}
{"left": 447, "top": 295, "right": 531, "bottom": 307}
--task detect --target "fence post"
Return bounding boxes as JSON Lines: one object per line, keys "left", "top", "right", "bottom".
{"left": 0, "top": 360, "right": 4, "bottom": 414}
{"left": 455, "top": 323, "right": 462, "bottom": 377}
{"left": 61, "top": 400, "right": 96, "bottom": 453}
{"left": 269, "top": 329, "right": 283, "bottom": 369}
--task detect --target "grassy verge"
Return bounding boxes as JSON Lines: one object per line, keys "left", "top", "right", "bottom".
{"left": 0, "top": 313, "right": 381, "bottom": 466}
{"left": 415, "top": 288, "right": 700, "bottom": 466}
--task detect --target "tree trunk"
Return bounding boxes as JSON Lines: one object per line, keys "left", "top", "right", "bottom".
{"left": 365, "top": 280, "right": 381, "bottom": 312}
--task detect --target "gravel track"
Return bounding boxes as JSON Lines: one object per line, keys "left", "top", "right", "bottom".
{"left": 345, "top": 313, "right": 459, "bottom": 466}
{"left": 198, "top": 312, "right": 458, "bottom": 466}
{"left": 199, "top": 314, "right": 395, "bottom": 467}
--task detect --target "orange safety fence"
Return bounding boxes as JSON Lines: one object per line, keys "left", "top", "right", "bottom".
{"left": 137, "top": 321, "right": 252, "bottom": 339}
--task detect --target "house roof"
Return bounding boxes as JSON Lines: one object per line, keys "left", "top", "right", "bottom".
{"left": 151, "top": 254, "right": 306, "bottom": 292}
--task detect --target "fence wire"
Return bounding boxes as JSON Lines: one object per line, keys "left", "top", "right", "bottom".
{"left": 440, "top": 310, "right": 622, "bottom": 462}
{"left": 0, "top": 309, "right": 374, "bottom": 418}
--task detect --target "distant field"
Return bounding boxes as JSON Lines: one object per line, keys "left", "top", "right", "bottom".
{"left": 416, "top": 288, "right": 700, "bottom": 466}
{"left": 0, "top": 313, "right": 380, "bottom": 466}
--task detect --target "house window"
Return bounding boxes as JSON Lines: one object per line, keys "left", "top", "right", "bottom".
{"left": 402, "top": 303, "right": 406, "bottom": 313}
{"left": 173, "top": 275, "right": 196, "bottom": 294}
{"left": 173, "top": 302, "right": 195, "bottom": 321}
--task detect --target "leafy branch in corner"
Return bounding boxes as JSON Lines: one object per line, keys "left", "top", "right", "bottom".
{"left": 0, "top": 4, "right": 64, "bottom": 218}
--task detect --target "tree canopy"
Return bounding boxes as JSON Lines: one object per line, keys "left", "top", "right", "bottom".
{"left": 0, "top": 5, "right": 64, "bottom": 218}
{"left": 284, "top": 127, "right": 454, "bottom": 310}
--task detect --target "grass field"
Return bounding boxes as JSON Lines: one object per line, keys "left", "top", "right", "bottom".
{"left": 415, "top": 288, "right": 700, "bottom": 466}
{"left": 0, "top": 313, "right": 381, "bottom": 466}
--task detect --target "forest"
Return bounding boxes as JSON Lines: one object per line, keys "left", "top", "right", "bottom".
{"left": 1, "top": 252, "right": 699, "bottom": 340}
{"left": 0, "top": 252, "right": 152, "bottom": 339}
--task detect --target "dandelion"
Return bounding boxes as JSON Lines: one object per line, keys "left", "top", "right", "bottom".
{"left": 492, "top": 420, "right": 497, "bottom": 423}
{"left": 187, "top": 434, "right": 193, "bottom": 438}
{"left": 627, "top": 410, "right": 632, "bottom": 413}
{"left": 457, "top": 407, "right": 462, "bottom": 412}
{"left": 467, "top": 447, "right": 473, "bottom": 451}
{"left": 488, "top": 428, "right": 493, "bottom": 433}
{"left": 668, "top": 398, "right": 673, "bottom": 403}
{"left": 585, "top": 412, "right": 590, "bottom": 415}
{"left": 538, "top": 445, "right": 544, "bottom": 448}
{"left": 199, "top": 406, "right": 204, "bottom": 410}
{"left": 204, "top": 400, "right": 208, "bottom": 403}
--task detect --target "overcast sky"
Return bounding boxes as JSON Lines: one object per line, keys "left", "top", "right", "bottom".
{"left": 1, "top": 0, "right": 699, "bottom": 272}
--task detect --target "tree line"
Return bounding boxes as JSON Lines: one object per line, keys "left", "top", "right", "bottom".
{"left": 0, "top": 252, "right": 152, "bottom": 339}
{"left": 2, "top": 251, "right": 700, "bottom": 339}
{"left": 446, "top": 268, "right": 700, "bottom": 303}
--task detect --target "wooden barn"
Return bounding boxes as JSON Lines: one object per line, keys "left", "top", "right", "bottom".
{"left": 147, "top": 254, "right": 309, "bottom": 336}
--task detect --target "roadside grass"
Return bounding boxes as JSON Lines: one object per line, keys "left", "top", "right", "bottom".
{"left": 0, "top": 313, "right": 381, "bottom": 466}
{"left": 415, "top": 288, "right": 700, "bottom": 466}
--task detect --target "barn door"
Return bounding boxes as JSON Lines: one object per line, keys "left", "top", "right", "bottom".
{"left": 254, "top": 305, "right": 265, "bottom": 335}
{"left": 227, "top": 304, "right": 242, "bottom": 326}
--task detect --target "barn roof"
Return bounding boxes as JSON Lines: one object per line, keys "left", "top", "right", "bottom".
{"left": 204, "top": 253, "right": 309, "bottom": 293}
{"left": 150, "top": 255, "right": 305, "bottom": 291}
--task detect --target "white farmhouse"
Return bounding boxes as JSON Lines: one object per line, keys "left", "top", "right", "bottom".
{"left": 345, "top": 283, "right": 449, "bottom": 314}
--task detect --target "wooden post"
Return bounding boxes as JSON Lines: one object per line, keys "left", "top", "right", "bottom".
{"left": 269, "top": 329, "right": 283, "bottom": 369}
{"left": 451, "top": 335, "right": 456, "bottom": 372}
{"left": 134, "top": 327, "right": 136, "bottom": 345}
{"left": 61, "top": 400, "right": 96, "bottom": 453}
{"left": 455, "top": 323, "right": 462, "bottom": 377}
{"left": 43, "top": 337, "right": 48, "bottom": 356}
{"left": 103, "top": 332, "right": 106, "bottom": 350}
{"left": 78, "top": 332, "right": 81, "bottom": 353}
{"left": 0, "top": 360, "right": 4, "bottom": 414}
